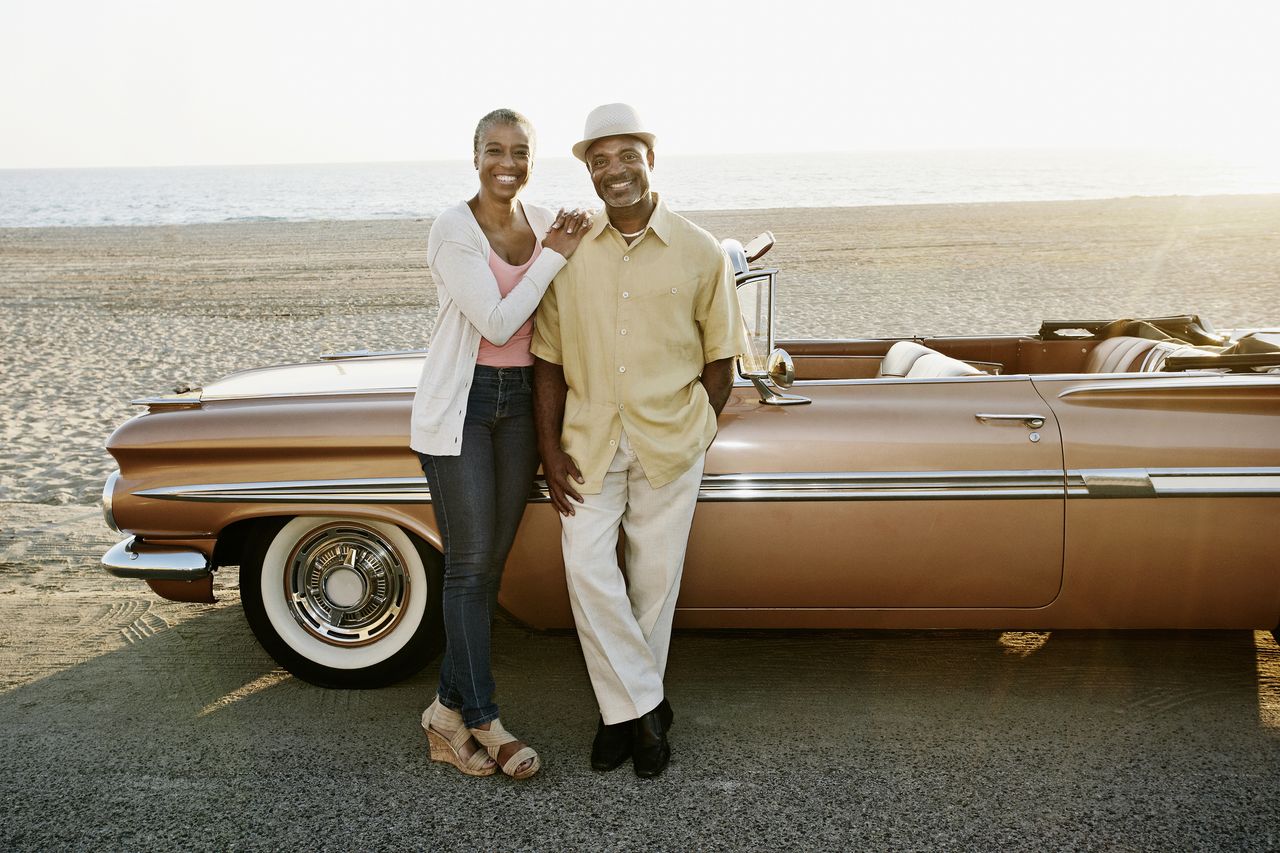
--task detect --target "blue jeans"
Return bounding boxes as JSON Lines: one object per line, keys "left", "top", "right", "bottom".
{"left": 418, "top": 365, "right": 538, "bottom": 727}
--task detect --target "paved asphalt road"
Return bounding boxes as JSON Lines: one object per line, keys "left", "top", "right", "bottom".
{"left": 2, "top": 504, "right": 1278, "bottom": 851}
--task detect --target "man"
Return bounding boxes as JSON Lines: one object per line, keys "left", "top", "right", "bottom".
{"left": 531, "top": 103, "right": 746, "bottom": 778}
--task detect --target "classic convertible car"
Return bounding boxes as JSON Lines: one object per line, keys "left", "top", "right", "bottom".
{"left": 101, "top": 234, "right": 1280, "bottom": 688}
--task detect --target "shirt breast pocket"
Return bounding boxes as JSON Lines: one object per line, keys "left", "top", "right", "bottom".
{"left": 635, "top": 276, "right": 700, "bottom": 358}
{"left": 636, "top": 275, "right": 698, "bottom": 313}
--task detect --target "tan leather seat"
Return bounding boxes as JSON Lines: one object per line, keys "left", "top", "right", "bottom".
{"left": 1083, "top": 336, "right": 1166, "bottom": 373}
{"left": 907, "top": 352, "right": 984, "bottom": 378}
{"left": 878, "top": 341, "right": 934, "bottom": 377}
{"left": 1083, "top": 336, "right": 1220, "bottom": 373}
{"left": 1144, "top": 342, "right": 1220, "bottom": 371}
{"left": 880, "top": 340, "right": 984, "bottom": 379}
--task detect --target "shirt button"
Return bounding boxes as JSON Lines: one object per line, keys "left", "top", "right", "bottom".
{"left": 620, "top": 329, "right": 628, "bottom": 336}
{"left": 623, "top": 256, "right": 630, "bottom": 262}
{"left": 609, "top": 439, "right": 616, "bottom": 446}
{"left": 618, "top": 366, "right": 626, "bottom": 373}
{"left": 671, "top": 287, "right": 678, "bottom": 293}
{"left": 622, "top": 291, "right": 630, "bottom": 299}
{"left": 619, "top": 403, "right": 625, "bottom": 410}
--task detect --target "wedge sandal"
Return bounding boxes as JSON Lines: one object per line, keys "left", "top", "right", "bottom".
{"left": 420, "top": 698, "right": 497, "bottom": 777}
{"left": 470, "top": 718, "right": 541, "bottom": 780}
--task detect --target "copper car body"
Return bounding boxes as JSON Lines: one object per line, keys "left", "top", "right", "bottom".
{"left": 101, "top": 242, "right": 1280, "bottom": 686}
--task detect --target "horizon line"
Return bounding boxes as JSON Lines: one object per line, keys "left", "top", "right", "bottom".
{"left": 0, "top": 145, "right": 1254, "bottom": 173}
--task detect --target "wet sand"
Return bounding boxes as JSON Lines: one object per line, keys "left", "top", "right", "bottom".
{"left": 2, "top": 196, "right": 1279, "bottom": 848}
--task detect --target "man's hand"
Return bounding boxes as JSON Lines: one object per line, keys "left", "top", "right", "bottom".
{"left": 542, "top": 446, "right": 585, "bottom": 516}
{"left": 699, "top": 357, "right": 736, "bottom": 416}
{"left": 533, "top": 357, "right": 585, "bottom": 516}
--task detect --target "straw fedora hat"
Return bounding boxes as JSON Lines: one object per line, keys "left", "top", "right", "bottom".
{"left": 571, "top": 103, "right": 657, "bottom": 162}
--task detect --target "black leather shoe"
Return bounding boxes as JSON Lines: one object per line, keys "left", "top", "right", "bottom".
{"left": 591, "top": 716, "right": 632, "bottom": 771}
{"left": 657, "top": 697, "right": 673, "bottom": 730}
{"left": 632, "top": 705, "right": 671, "bottom": 779}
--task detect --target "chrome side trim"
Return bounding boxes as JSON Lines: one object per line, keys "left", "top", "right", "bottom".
{"left": 1147, "top": 468, "right": 1280, "bottom": 497}
{"left": 1066, "top": 467, "right": 1280, "bottom": 498}
{"left": 128, "top": 467, "right": 1280, "bottom": 507}
{"left": 796, "top": 374, "right": 1027, "bottom": 387}
{"left": 134, "top": 471, "right": 1068, "bottom": 504}
{"left": 1057, "top": 375, "right": 1280, "bottom": 397}
{"left": 1069, "top": 469, "right": 1155, "bottom": 498}
{"left": 201, "top": 388, "right": 416, "bottom": 403}
{"left": 318, "top": 348, "right": 427, "bottom": 361}
{"left": 130, "top": 395, "right": 202, "bottom": 409}
{"left": 695, "top": 470, "right": 1066, "bottom": 501}
{"left": 102, "top": 471, "right": 121, "bottom": 533}
{"left": 102, "top": 537, "right": 211, "bottom": 580}
{"left": 136, "top": 478, "right": 433, "bottom": 504}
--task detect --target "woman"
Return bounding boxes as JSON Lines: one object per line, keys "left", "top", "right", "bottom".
{"left": 410, "top": 109, "right": 588, "bottom": 779}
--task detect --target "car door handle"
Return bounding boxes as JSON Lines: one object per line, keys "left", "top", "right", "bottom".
{"left": 975, "top": 413, "right": 1046, "bottom": 429}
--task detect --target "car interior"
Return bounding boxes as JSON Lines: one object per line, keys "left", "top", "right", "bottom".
{"left": 778, "top": 316, "right": 1280, "bottom": 381}
{"left": 728, "top": 235, "right": 1280, "bottom": 384}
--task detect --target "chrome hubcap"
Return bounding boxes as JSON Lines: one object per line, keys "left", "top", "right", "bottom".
{"left": 285, "top": 523, "right": 409, "bottom": 646}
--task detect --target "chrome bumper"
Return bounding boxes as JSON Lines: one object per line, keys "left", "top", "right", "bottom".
{"left": 102, "top": 537, "right": 211, "bottom": 580}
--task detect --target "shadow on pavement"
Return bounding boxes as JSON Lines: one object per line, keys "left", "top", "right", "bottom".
{"left": 2, "top": 594, "right": 1278, "bottom": 850}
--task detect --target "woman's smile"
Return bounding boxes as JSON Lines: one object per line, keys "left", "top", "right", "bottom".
{"left": 474, "top": 121, "right": 533, "bottom": 200}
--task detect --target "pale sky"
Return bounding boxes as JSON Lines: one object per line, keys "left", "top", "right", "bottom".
{"left": 3, "top": 0, "right": 1278, "bottom": 168}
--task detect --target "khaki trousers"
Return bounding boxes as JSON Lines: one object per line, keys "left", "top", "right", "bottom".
{"left": 561, "top": 430, "right": 704, "bottom": 725}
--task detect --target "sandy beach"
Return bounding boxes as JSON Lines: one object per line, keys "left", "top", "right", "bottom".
{"left": 2, "top": 195, "right": 1279, "bottom": 848}
{"left": 2, "top": 193, "right": 1278, "bottom": 507}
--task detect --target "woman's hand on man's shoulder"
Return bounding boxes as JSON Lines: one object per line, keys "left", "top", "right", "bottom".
{"left": 543, "top": 208, "right": 592, "bottom": 259}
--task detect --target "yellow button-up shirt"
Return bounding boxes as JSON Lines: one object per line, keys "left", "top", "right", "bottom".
{"left": 531, "top": 195, "right": 747, "bottom": 492}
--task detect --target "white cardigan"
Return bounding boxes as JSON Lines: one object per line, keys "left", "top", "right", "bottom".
{"left": 410, "top": 200, "right": 565, "bottom": 455}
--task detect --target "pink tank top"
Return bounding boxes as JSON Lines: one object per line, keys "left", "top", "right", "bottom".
{"left": 476, "top": 242, "right": 539, "bottom": 367}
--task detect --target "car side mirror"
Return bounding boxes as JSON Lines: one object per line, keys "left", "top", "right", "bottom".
{"left": 741, "top": 347, "right": 809, "bottom": 406}
{"left": 729, "top": 241, "right": 808, "bottom": 406}
{"left": 766, "top": 348, "right": 795, "bottom": 388}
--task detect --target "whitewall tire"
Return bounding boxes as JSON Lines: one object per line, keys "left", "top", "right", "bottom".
{"left": 240, "top": 516, "right": 443, "bottom": 688}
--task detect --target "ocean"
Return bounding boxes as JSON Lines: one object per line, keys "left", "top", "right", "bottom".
{"left": 2, "top": 149, "right": 1278, "bottom": 229}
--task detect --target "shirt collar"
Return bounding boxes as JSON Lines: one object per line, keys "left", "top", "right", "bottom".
{"left": 590, "top": 192, "right": 672, "bottom": 247}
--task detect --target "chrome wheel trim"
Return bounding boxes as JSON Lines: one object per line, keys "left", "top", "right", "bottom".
{"left": 283, "top": 522, "right": 410, "bottom": 647}
{"left": 259, "top": 518, "right": 428, "bottom": 670}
